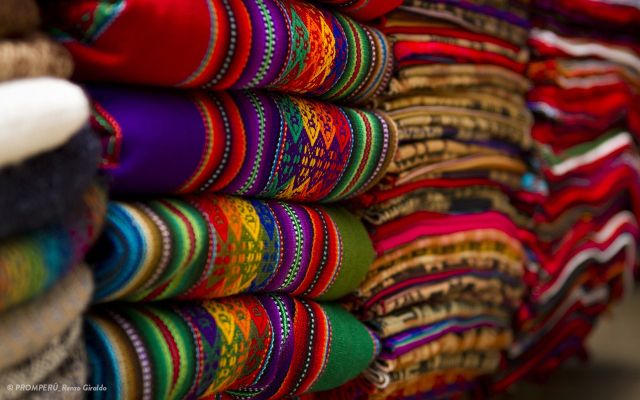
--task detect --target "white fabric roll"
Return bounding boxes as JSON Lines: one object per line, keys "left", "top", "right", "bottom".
{"left": 0, "top": 78, "right": 89, "bottom": 168}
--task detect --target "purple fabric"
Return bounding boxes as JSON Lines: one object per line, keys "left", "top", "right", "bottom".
{"left": 89, "top": 86, "right": 205, "bottom": 193}
{"left": 88, "top": 85, "right": 395, "bottom": 202}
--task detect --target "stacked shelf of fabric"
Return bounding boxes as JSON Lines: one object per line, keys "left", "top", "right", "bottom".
{"left": 2, "top": 0, "right": 639, "bottom": 398}
{"left": 42, "top": 0, "right": 401, "bottom": 398}
{"left": 315, "top": 1, "right": 540, "bottom": 398}
{"left": 494, "top": 0, "right": 640, "bottom": 392}
{"left": 0, "top": 0, "right": 106, "bottom": 397}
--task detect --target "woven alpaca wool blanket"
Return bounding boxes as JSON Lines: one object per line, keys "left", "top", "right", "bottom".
{"left": 0, "top": 126, "right": 101, "bottom": 239}
{"left": 0, "top": 266, "right": 93, "bottom": 372}
{"left": 89, "top": 86, "right": 397, "bottom": 200}
{"left": 0, "top": 320, "right": 85, "bottom": 400}
{"left": 44, "top": 0, "right": 393, "bottom": 104}
{"left": 396, "top": 0, "right": 531, "bottom": 46}
{"left": 17, "top": 340, "right": 88, "bottom": 400}
{"left": 0, "top": 185, "right": 106, "bottom": 313}
{"left": 89, "top": 194, "right": 374, "bottom": 303}
{"left": 0, "top": 35, "right": 73, "bottom": 82}
{"left": 0, "top": 78, "right": 90, "bottom": 169}
{"left": 85, "top": 294, "right": 379, "bottom": 399}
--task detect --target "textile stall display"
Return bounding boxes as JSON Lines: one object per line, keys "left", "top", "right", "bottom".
{"left": 493, "top": 0, "right": 640, "bottom": 391}
{"left": 321, "top": 1, "right": 540, "bottom": 398}
{"left": 42, "top": 0, "right": 399, "bottom": 398}
{"left": 0, "top": 0, "right": 638, "bottom": 398}
{"left": 0, "top": 1, "right": 104, "bottom": 396}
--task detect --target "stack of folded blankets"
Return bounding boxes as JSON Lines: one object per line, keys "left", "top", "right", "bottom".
{"left": 315, "top": 1, "right": 539, "bottom": 398}
{"left": 0, "top": 0, "right": 106, "bottom": 397}
{"left": 493, "top": 0, "right": 640, "bottom": 392}
{"left": 43, "top": 0, "right": 403, "bottom": 398}
{"left": 3, "top": 0, "right": 637, "bottom": 398}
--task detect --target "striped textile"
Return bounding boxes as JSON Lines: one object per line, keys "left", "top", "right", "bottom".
{"left": 90, "top": 87, "right": 397, "bottom": 201}
{"left": 44, "top": 0, "right": 393, "bottom": 104}
{"left": 89, "top": 194, "right": 375, "bottom": 302}
{"left": 0, "top": 265, "right": 93, "bottom": 372}
{"left": 0, "top": 185, "right": 106, "bottom": 313}
{"left": 85, "top": 294, "right": 380, "bottom": 399}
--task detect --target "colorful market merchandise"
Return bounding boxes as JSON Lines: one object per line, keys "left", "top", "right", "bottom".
{"left": 90, "top": 86, "right": 397, "bottom": 200}
{"left": 44, "top": 0, "right": 394, "bottom": 104}
{"left": 85, "top": 294, "right": 379, "bottom": 399}
{"left": 89, "top": 194, "right": 375, "bottom": 302}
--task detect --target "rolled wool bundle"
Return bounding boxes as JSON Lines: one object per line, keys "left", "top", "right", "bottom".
{"left": 0, "top": 34, "right": 73, "bottom": 82}
{"left": 0, "top": 78, "right": 90, "bottom": 169}
{"left": 0, "top": 185, "right": 106, "bottom": 313}
{"left": 0, "top": 126, "right": 101, "bottom": 239}
{"left": 0, "top": 265, "right": 93, "bottom": 372}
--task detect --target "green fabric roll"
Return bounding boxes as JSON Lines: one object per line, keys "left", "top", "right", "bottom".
{"left": 318, "top": 207, "right": 376, "bottom": 300}
{"left": 310, "top": 302, "right": 379, "bottom": 392}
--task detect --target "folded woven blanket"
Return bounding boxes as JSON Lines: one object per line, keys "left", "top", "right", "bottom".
{"left": 44, "top": 0, "right": 393, "bottom": 104}
{"left": 395, "top": 0, "right": 530, "bottom": 46}
{"left": 90, "top": 194, "right": 374, "bottom": 302}
{"left": 90, "top": 86, "right": 397, "bottom": 200}
{"left": 357, "top": 181, "right": 533, "bottom": 227}
{"left": 21, "top": 340, "right": 87, "bottom": 400}
{"left": 0, "top": 126, "right": 101, "bottom": 239}
{"left": 0, "top": 320, "right": 86, "bottom": 400}
{"left": 366, "top": 350, "right": 502, "bottom": 394}
{"left": 0, "top": 0, "right": 39, "bottom": 38}
{"left": 0, "top": 78, "right": 89, "bottom": 169}
{"left": 0, "top": 34, "right": 73, "bottom": 82}
{"left": 85, "top": 294, "right": 379, "bottom": 399}
{"left": 534, "top": 0, "right": 640, "bottom": 32}
{"left": 0, "top": 265, "right": 93, "bottom": 372}
{"left": 0, "top": 185, "right": 106, "bottom": 313}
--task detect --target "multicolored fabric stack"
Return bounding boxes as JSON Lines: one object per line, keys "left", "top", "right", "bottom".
{"left": 43, "top": 0, "right": 400, "bottom": 398}
{"left": 0, "top": 1, "right": 106, "bottom": 397}
{"left": 3, "top": 0, "right": 638, "bottom": 398}
{"left": 319, "top": 1, "right": 538, "bottom": 398}
{"left": 494, "top": 0, "right": 640, "bottom": 392}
